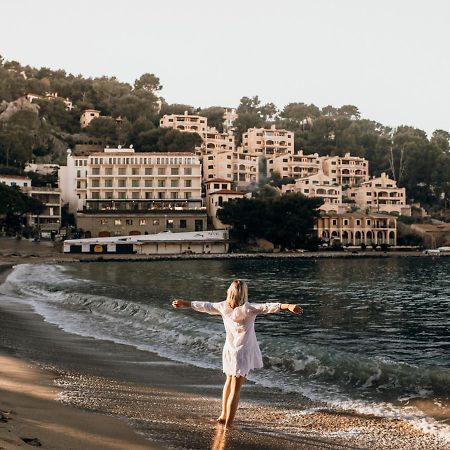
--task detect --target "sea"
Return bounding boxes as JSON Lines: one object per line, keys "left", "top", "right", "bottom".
{"left": 1, "top": 258, "right": 449, "bottom": 440}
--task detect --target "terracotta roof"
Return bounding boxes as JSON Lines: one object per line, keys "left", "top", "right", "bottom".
{"left": 205, "top": 178, "right": 232, "bottom": 183}
{"left": 209, "top": 190, "right": 245, "bottom": 195}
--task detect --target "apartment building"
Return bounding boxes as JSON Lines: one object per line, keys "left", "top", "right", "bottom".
{"left": 316, "top": 212, "right": 397, "bottom": 246}
{"left": 203, "top": 127, "right": 235, "bottom": 152}
{"left": 223, "top": 107, "right": 238, "bottom": 132}
{"left": 202, "top": 149, "right": 258, "bottom": 186}
{"left": 321, "top": 153, "right": 369, "bottom": 186}
{"left": 0, "top": 175, "right": 32, "bottom": 188}
{"left": 23, "top": 186, "right": 61, "bottom": 232}
{"left": 80, "top": 109, "right": 101, "bottom": 128}
{"left": 243, "top": 125, "right": 294, "bottom": 156}
{"left": 267, "top": 150, "right": 321, "bottom": 179}
{"left": 347, "top": 172, "right": 411, "bottom": 216}
{"left": 205, "top": 179, "right": 245, "bottom": 229}
{"left": 160, "top": 112, "right": 207, "bottom": 134}
{"left": 282, "top": 171, "right": 344, "bottom": 213}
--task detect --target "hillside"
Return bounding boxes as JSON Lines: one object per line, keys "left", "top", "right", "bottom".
{"left": 0, "top": 55, "right": 449, "bottom": 215}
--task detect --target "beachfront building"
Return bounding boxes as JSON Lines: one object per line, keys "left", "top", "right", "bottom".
{"left": 202, "top": 127, "right": 235, "bottom": 152}
{"left": 0, "top": 175, "right": 32, "bottom": 188}
{"left": 223, "top": 107, "right": 238, "bottom": 133}
{"left": 80, "top": 109, "right": 101, "bottom": 128}
{"left": 267, "top": 150, "right": 321, "bottom": 180}
{"left": 320, "top": 153, "right": 369, "bottom": 187}
{"left": 160, "top": 112, "right": 208, "bottom": 134}
{"left": 59, "top": 146, "right": 207, "bottom": 237}
{"left": 205, "top": 179, "right": 245, "bottom": 229}
{"left": 23, "top": 186, "right": 61, "bottom": 233}
{"left": 63, "top": 230, "right": 229, "bottom": 255}
{"left": 347, "top": 172, "right": 411, "bottom": 216}
{"left": 243, "top": 125, "right": 294, "bottom": 156}
{"left": 282, "top": 171, "right": 344, "bottom": 213}
{"left": 202, "top": 149, "right": 259, "bottom": 187}
{"left": 316, "top": 212, "right": 397, "bottom": 246}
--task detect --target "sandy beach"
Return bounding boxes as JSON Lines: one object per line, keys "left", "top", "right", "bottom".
{"left": 0, "top": 242, "right": 449, "bottom": 449}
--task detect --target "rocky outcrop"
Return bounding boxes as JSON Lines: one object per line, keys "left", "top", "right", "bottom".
{"left": 0, "top": 96, "right": 39, "bottom": 122}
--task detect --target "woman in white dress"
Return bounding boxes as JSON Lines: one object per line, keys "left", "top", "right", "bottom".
{"left": 172, "top": 279, "right": 302, "bottom": 428}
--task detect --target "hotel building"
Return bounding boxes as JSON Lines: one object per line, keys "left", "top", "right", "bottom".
{"left": 160, "top": 112, "right": 208, "bottom": 134}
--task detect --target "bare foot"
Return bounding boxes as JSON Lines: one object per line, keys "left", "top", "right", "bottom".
{"left": 216, "top": 416, "right": 225, "bottom": 424}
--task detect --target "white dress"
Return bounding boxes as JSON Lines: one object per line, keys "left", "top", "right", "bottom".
{"left": 191, "top": 301, "right": 281, "bottom": 377}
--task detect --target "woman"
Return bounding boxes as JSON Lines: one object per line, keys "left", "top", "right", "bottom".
{"left": 172, "top": 279, "right": 303, "bottom": 429}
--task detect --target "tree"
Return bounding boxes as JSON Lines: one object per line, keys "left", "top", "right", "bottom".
{"left": 87, "top": 117, "right": 118, "bottom": 143}
{"left": 198, "top": 106, "right": 225, "bottom": 132}
{"left": 217, "top": 193, "right": 323, "bottom": 249}
{"left": 134, "top": 73, "right": 162, "bottom": 93}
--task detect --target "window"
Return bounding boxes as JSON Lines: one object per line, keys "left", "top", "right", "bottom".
{"left": 139, "top": 219, "right": 146, "bottom": 226}
{"left": 185, "top": 180, "right": 192, "bottom": 187}
{"left": 171, "top": 192, "right": 179, "bottom": 199}
{"left": 343, "top": 219, "right": 349, "bottom": 226}
{"left": 100, "top": 219, "right": 108, "bottom": 225}
{"left": 166, "top": 219, "right": 174, "bottom": 229}
{"left": 195, "top": 219, "right": 203, "bottom": 231}
{"left": 153, "top": 219, "right": 159, "bottom": 226}
{"left": 104, "top": 179, "right": 113, "bottom": 187}
{"left": 185, "top": 192, "right": 192, "bottom": 199}
{"left": 77, "top": 170, "right": 81, "bottom": 178}
{"left": 132, "top": 168, "right": 139, "bottom": 175}
{"left": 92, "top": 167, "right": 100, "bottom": 175}
{"left": 144, "top": 180, "right": 153, "bottom": 187}
{"left": 208, "top": 165, "right": 214, "bottom": 169}
{"left": 105, "top": 192, "right": 113, "bottom": 199}
{"left": 126, "top": 219, "right": 133, "bottom": 225}
{"left": 171, "top": 180, "right": 179, "bottom": 187}
{"left": 105, "top": 168, "right": 113, "bottom": 175}
{"left": 158, "top": 192, "right": 165, "bottom": 199}
{"left": 158, "top": 180, "right": 165, "bottom": 187}
{"left": 184, "top": 168, "right": 192, "bottom": 175}
{"left": 332, "top": 219, "right": 337, "bottom": 226}
{"left": 171, "top": 168, "right": 179, "bottom": 175}
{"left": 180, "top": 219, "right": 187, "bottom": 228}
{"left": 118, "top": 179, "right": 126, "bottom": 187}
{"left": 118, "top": 167, "right": 126, "bottom": 175}
{"left": 132, "top": 180, "right": 140, "bottom": 187}
{"left": 91, "top": 192, "right": 100, "bottom": 199}
{"left": 132, "top": 192, "right": 140, "bottom": 199}
{"left": 118, "top": 192, "right": 126, "bottom": 199}
{"left": 158, "top": 168, "right": 166, "bottom": 175}
{"left": 366, "top": 219, "right": 371, "bottom": 225}
{"left": 145, "top": 167, "right": 153, "bottom": 175}
{"left": 214, "top": 183, "right": 220, "bottom": 189}
{"left": 114, "top": 219, "right": 122, "bottom": 226}
{"left": 356, "top": 219, "right": 361, "bottom": 225}
{"left": 91, "top": 179, "right": 100, "bottom": 188}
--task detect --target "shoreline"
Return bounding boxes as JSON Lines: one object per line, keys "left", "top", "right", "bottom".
{"left": 1, "top": 263, "right": 449, "bottom": 449}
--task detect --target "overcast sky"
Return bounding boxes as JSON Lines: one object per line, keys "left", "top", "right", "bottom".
{"left": 1, "top": 0, "right": 449, "bottom": 135}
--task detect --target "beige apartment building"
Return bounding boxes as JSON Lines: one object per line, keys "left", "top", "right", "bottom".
{"left": 347, "top": 172, "right": 411, "bottom": 216}
{"left": 243, "top": 125, "right": 294, "bottom": 156}
{"left": 282, "top": 171, "right": 344, "bottom": 213}
{"left": 205, "top": 179, "right": 245, "bottom": 229}
{"left": 202, "top": 149, "right": 258, "bottom": 186}
{"left": 321, "top": 153, "right": 369, "bottom": 186}
{"left": 203, "top": 127, "right": 235, "bottom": 152}
{"left": 316, "top": 212, "right": 397, "bottom": 246}
{"left": 160, "top": 112, "right": 207, "bottom": 134}
{"left": 223, "top": 107, "right": 238, "bottom": 132}
{"left": 267, "top": 150, "right": 321, "bottom": 179}
{"left": 80, "top": 109, "right": 101, "bottom": 128}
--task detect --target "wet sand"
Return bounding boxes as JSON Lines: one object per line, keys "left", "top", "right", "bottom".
{"left": 1, "top": 262, "right": 449, "bottom": 449}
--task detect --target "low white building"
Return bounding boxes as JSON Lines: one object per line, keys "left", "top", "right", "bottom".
{"left": 63, "top": 230, "right": 229, "bottom": 255}
{"left": 0, "top": 175, "right": 32, "bottom": 188}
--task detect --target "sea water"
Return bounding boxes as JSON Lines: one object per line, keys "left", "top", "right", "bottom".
{"left": 1, "top": 258, "right": 449, "bottom": 439}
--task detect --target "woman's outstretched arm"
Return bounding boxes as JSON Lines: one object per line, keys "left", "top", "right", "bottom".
{"left": 251, "top": 303, "right": 303, "bottom": 315}
{"left": 172, "top": 298, "right": 222, "bottom": 315}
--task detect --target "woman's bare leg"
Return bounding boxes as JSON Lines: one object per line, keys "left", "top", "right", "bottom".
{"left": 224, "top": 375, "right": 245, "bottom": 428}
{"left": 217, "top": 375, "right": 232, "bottom": 423}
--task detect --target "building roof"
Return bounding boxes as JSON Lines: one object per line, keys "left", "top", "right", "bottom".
{"left": 0, "top": 175, "right": 32, "bottom": 180}
{"left": 205, "top": 178, "right": 232, "bottom": 184}
{"left": 89, "top": 152, "right": 197, "bottom": 157}
{"left": 319, "top": 212, "right": 395, "bottom": 219}
{"left": 64, "top": 230, "right": 228, "bottom": 246}
{"left": 209, "top": 190, "right": 245, "bottom": 195}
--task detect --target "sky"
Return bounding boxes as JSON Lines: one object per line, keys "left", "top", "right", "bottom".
{"left": 1, "top": 0, "right": 449, "bottom": 135}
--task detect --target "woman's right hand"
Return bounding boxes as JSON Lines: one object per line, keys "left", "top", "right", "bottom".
{"left": 288, "top": 304, "right": 303, "bottom": 315}
{"left": 172, "top": 298, "right": 187, "bottom": 309}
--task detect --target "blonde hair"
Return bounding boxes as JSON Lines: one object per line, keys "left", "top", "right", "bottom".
{"left": 226, "top": 279, "right": 248, "bottom": 308}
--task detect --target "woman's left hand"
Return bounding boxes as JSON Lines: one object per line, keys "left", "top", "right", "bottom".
{"left": 288, "top": 304, "right": 303, "bottom": 315}
{"left": 172, "top": 298, "right": 187, "bottom": 308}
